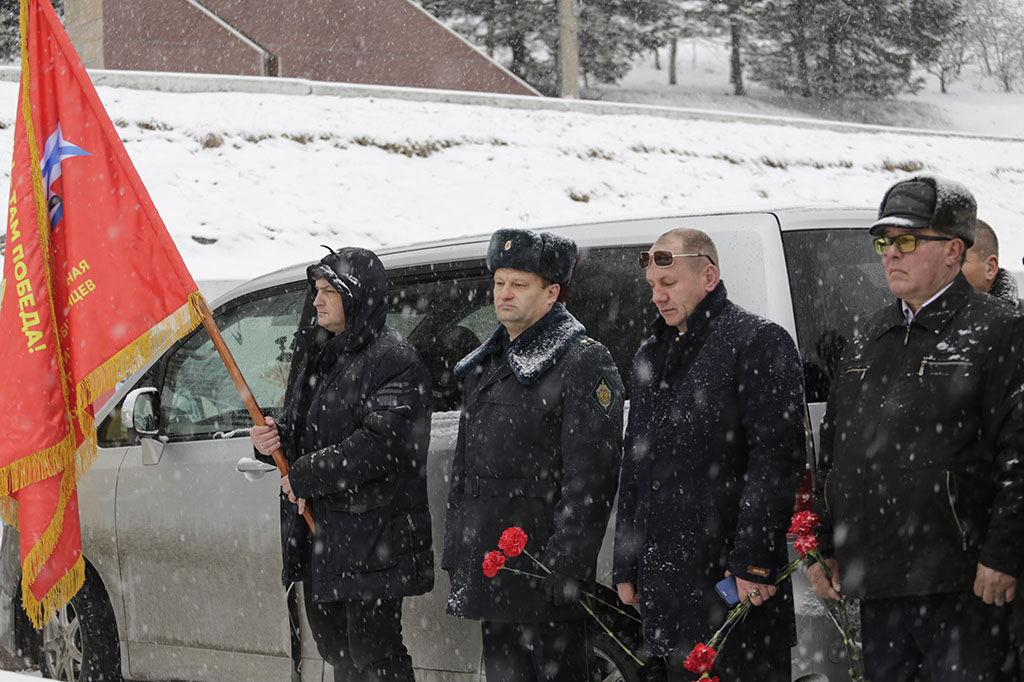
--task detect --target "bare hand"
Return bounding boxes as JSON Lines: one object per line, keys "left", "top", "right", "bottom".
{"left": 297, "top": 498, "right": 307, "bottom": 516}
{"left": 974, "top": 563, "right": 1017, "bottom": 606}
{"left": 808, "top": 558, "right": 842, "bottom": 601}
{"left": 616, "top": 582, "right": 640, "bottom": 606}
{"left": 280, "top": 473, "right": 295, "bottom": 501}
{"left": 250, "top": 416, "right": 280, "bottom": 455}
{"left": 727, "top": 570, "right": 776, "bottom": 607}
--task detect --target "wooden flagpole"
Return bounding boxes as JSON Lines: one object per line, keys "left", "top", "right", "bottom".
{"left": 197, "top": 297, "right": 315, "bottom": 532}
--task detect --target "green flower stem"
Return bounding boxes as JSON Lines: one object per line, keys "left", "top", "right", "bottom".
{"left": 579, "top": 598, "right": 645, "bottom": 667}
{"left": 582, "top": 592, "right": 642, "bottom": 623}
{"left": 519, "top": 549, "right": 641, "bottom": 623}
{"left": 707, "top": 599, "right": 751, "bottom": 650}
{"left": 705, "top": 557, "right": 811, "bottom": 656}
{"left": 498, "top": 566, "right": 548, "bottom": 580}
{"left": 522, "top": 550, "right": 552, "bottom": 574}
{"left": 807, "top": 548, "right": 865, "bottom": 682}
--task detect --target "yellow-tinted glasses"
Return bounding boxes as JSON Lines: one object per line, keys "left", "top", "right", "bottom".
{"left": 638, "top": 250, "right": 716, "bottom": 269}
{"left": 872, "top": 234, "right": 952, "bottom": 256}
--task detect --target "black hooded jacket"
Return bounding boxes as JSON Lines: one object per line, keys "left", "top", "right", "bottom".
{"left": 260, "top": 247, "right": 433, "bottom": 602}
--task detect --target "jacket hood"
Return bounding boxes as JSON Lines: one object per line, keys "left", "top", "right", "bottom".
{"left": 307, "top": 246, "right": 388, "bottom": 352}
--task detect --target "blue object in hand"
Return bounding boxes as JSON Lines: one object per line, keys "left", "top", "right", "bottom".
{"left": 715, "top": 575, "right": 740, "bottom": 606}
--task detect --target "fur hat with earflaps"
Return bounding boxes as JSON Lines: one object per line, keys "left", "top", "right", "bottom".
{"left": 486, "top": 228, "right": 578, "bottom": 286}
{"left": 869, "top": 174, "right": 978, "bottom": 247}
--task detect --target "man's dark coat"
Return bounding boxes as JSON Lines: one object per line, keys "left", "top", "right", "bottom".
{"left": 813, "top": 275, "right": 1024, "bottom": 599}
{"left": 261, "top": 248, "right": 434, "bottom": 603}
{"left": 442, "top": 303, "right": 624, "bottom": 623}
{"left": 613, "top": 282, "right": 806, "bottom": 657}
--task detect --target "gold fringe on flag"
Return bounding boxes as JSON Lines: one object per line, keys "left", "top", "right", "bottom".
{"left": 4, "top": 291, "right": 206, "bottom": 628}
{"left": 22, "top": 555, "right": 85, "bottom": 630}
{"left": 7, "top": 1, "right": 210, "bottom": 628}
{"left": 19, "top": 467, "right": 78, "bottom": 623}
{"left": 0, "top": 433, "right": 77, "bottom": 500}
{"left": 72, "top": 292, "right": 207, "bottom": 476}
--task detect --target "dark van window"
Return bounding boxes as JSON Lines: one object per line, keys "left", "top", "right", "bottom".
{"left": 387, "top": 246, "right": 653, "bottom": 412}
{"left": 782, "top": 229, "right": 891, "bottom": 402}
{"left": 564, "top": 246, "right": 654, "bottom": 388}
{"left": 387, "top": 265, "right": 496, "bottom": 413}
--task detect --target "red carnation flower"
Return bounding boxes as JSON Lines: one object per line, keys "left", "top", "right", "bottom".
{"left": 482, "top": 551, "right": 506, "bottom": 578}
{"left": 788, "top": 510, "right": 820, "bottom": 537}
{"left": 683, "top": 642, "right": 717, "bottom": 674}
{"left": 498, "top": 527, "right": 529, "bottom": 558}
{"left": 794, "top": 534, "right": 819, "bottom": 558}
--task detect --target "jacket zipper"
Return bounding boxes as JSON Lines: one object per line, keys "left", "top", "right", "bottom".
{"left": 904, "top": 322, "right": 911, "bottom": 345}
{"left": 823, "top": 472, "right": 831, "bottom": 514}
{"left": 945, "top": 471, "right": 968, "bottom": 551}
{"left": 918, "top": 359, "right": 971, "bottom": 376}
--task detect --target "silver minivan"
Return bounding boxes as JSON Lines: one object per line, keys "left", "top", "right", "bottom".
{"left": 1, "top": 207, "right": 886, "bottom": 681}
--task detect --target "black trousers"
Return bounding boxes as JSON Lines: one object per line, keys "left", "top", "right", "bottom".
{"left": 302, "top": 582, "right": 414, "bottom": 682}
{"left": 481, "top": 619, "right": 596, "bottom": 682}
{"left": 862, "top": 592, "right": 1018, "bottom": 682}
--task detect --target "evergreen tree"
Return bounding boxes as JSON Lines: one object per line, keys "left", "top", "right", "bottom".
{"left": 691, "top": 1, "right": 766, "bottom": 95}
{"left": 748, "top": 0, "right": 922, "bottom": 98}
{"left": 1, "top": 0, "right": 63, "bottom": 64}
{"left": 1, "top": 0, "right": 21, "bottom": 63}
{"left": 422, "top": 0, "right": 674, "bottom": 95}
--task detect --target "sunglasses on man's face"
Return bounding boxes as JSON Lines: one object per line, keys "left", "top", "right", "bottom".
{"left": 872, "top": 234, "right": 952, "bottom": 256}
{"left": 638, "top": 250, "right": 716, "bottom": 269}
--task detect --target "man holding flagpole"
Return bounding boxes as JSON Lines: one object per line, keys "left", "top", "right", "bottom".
{"left": 250, "top": 247, "right": 434, "bottom": 682}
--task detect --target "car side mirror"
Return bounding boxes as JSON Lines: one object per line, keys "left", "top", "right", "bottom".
{"left": 121, "top": 387, "right": 159, "bottom": 445}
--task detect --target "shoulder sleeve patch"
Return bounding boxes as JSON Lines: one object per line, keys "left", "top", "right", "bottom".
{"left": 589, "top": 374, "right": 617, "bottom": 417}
{"left": 576, "top": 336, "right": 595, "bottom": 346}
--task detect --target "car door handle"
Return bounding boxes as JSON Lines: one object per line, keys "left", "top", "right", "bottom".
{"left": 236, "top": 457, "right": 278, "bottom": 481}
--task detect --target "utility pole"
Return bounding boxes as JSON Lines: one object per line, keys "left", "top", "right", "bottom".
{"left": 558, "top": 0, "right": 579, "bottom": 98}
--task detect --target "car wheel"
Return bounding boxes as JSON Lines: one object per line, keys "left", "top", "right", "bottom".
{"left": 593, "top": 631, "right": 644, "bottom": 682}
{"left": 40, "top": 565, "right": 122, "bottom": 682}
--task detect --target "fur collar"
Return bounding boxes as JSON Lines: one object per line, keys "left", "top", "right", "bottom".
{"left": 454, "top": 303, "right": 586, "bottom": 384}
{"left": 990, "top": 268, "right": 1021, "bottom": 308}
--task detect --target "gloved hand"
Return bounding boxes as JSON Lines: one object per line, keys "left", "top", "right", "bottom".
{"left": 542, "top": 571, "right": 582, "bottom": 606}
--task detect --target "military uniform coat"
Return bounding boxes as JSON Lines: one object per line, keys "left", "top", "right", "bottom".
{"left": 442, "top": 303, "right": 624, "bottom": 623}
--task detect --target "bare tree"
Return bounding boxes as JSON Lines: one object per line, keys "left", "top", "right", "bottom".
{"left": 924, "top": 36, "right": 971, "bottom": 93}
{"left": 967, "top": 0, "right": 1024, "bottom": 92}
{"left": 905, "top": 0, "right": 969, "bottom": 94}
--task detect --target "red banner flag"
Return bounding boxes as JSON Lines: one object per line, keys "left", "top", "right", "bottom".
{"left": 0, "top": 0, "right": 204, "bottom": 627}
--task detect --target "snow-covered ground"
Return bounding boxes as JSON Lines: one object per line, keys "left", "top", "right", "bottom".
{"left": 2, "top": 38, "right": 1023, "bottom": 287}
{"left": 595, "top": 36, "right": 1024, "bottom": 137}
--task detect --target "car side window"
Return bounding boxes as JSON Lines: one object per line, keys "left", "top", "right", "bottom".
{"left": 387, "top": 266, "right": 496, "bottom": 413}
{"left": 385, "top": 248, "right": 651, "bottom": 412}
{"left": 782, "top": 229, "right": 891, "bottom": 402}
{"left": 160, "top": 285, "right": 308, "bottom": 439}
{"left": 563, "top": 246, "right": 652, "bottom": 393}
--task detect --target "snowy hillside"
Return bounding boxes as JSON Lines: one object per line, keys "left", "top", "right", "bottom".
{"left": 1, "top": 39, "right": 1022, "bottom": 286}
